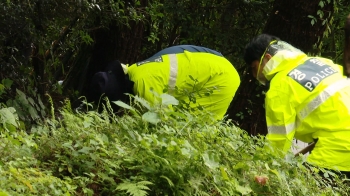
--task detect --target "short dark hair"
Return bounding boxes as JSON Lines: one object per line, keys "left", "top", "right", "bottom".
{"left": 89, "top": 60, "right": 134, "bottom": 106}
{"left": 243, "top": 34, "right": 280, "bottom": 65}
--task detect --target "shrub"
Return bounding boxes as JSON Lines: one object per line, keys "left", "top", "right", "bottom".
{"left": 0, "top": 95, "right": 349, "bottom": 195}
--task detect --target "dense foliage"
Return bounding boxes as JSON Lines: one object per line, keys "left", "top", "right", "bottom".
{"left": 0, "top": 95, "right": 349, "bottom": 195}
{"left": 1, "top": 0, "right": 350, "bottom": 133}
{"left": 1, "top": 0, "right": 350, "bottom": 195}
{"left": 0, "top": 0, "right": 271, "bottom": 99}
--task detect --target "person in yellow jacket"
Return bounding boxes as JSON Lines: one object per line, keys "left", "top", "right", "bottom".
{"left": 90, "top": 45, "right": 240, "bottom": 119}
{"left": 243, "top": 34, "right": 350, "bottom": 177}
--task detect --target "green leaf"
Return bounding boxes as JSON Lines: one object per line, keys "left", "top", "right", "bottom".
{"left": 220, "top": 166, "right": 229, "bottom": 180}
{"left": 235, "top": 184, "right": 252, "bottom": 195}
{"left": 116, "top": 181, "right": 153, "bottom": 196}
{"left": 28, "top": 106, "right": 39, "bottom": 120}
{"left": 2, "top": 78, "right": 13, "bottom": 88}
{"left": 7, "top": 135, "right": 21, "bottom": 145}
{"left": 317, "top": 10, "right": 324, "bottom": 19}
{"left": 27, "top": 97, "right": 35, "bottom": 106}
{"left": 180, "top": 140, "right": 196, "bottom": 157}
{"left": 16, "top": 89, "right": 28, "bottom": 105}
{"left": 161, "top": 94, "right": 179, "bottom": 106}
{"left": 5, "top": 124, "right": 16, "bottom": 132}
{"left": 0, "top": 84, "right": 4, "bottom": 95}
{"left": 38, "top": 96, "right": 45, "bottom": 110}
{"left": 266, "top": 163, "right": 282, "bottom": 181}
{"left": 62, "top": 141, "right": 74, "bottom": 151}
{"left": 78, "top": 147, "right": 93, "bottom": 154}
{"left": 68, "top": 166, "right": 72, "bottom": 173}
{"left": 142, "top": 112, "right": 160, "bottom": 124}
{"left": 311, "top": 19, "right": 315, "bottom": 26}
{"left": 113, "top": 101, "right": 135, "bottom": 111}
{"left": 160, "top": 175, "right": 174, "bottom": 187}
{"left": 83, "top": 121, "right": 92, "bottom": 128}
{"left": 318, "top": 1, "right": 324, "bottom": 8}
{"left": 202, "top": 152, "right": 219, "bottom": 169}
{"left": 0, "top": 107, "right": 18, "bottom": 127}
{"left": 134, "top": 96, "right": 151, "bottom": 110}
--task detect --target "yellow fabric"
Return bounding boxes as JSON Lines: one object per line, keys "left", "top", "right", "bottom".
{"left": 128, "top": 55, "right": 171, "bottom": 104}
{"left": 264, "top": 50, "right": 350, "bottom": 171}
{"left": 127, "top": 51, "right": 240, "bottom": 119}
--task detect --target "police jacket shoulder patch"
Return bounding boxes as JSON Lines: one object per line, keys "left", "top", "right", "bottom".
{"left": 136, "top": 56, "right": 163, "bottom": 66}
{"left": 287, "top": 58, "right": 338, "bottom": 92}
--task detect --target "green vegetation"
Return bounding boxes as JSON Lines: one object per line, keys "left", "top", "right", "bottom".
{"left": 0, "top": 94, "right": 349, "bottom": 195}
{"left": 1, "top": 0, "right": 350, "bottom": 195}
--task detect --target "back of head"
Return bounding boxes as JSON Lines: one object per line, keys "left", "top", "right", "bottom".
{"left": 89, "top": 70, "right": 122, "bottom": 105}
{"left": 89, "top": 60, "right": 134, "bottom": 108}
{"left": 244, "top": 34, "right": 280, "bottom": 65}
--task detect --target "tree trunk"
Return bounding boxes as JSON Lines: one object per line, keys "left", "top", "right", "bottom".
{"left": 227, "top": 0, "right": 334, "bottom": 136}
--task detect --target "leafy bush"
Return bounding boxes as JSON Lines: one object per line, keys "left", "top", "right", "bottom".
{"left": 0, "top": 95, "right": 349, "bottom": 195}
{"left": 0, "top": 163, "right": 75, "bottom": 196}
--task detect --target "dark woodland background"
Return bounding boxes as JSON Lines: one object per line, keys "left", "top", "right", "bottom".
{"left": 1, "top": 0, "right": 350, "bottom": 135}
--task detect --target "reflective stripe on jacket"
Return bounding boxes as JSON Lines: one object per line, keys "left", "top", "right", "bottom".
{"left": 264, "top": 49, "right": 350, "bottom": 171}
{"left": 127, "top": 48, "right": 240, "bottom": 119}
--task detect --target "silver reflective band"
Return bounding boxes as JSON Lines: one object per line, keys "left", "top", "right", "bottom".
{"left": 168, "top": 54, "right": 178, "bottom": 93}
{"left": 121, "top": 63, "right": 128, "bottom": 74}
{"left": 268, "top": 123, "right": 296, "bottom": 135}
{"left": 299, "top": 78, "right": 350, "bottom": 120}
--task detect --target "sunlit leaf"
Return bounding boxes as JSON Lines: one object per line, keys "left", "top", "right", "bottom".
{"left": 161, "top": 94, "right": 179, "bottom": 106}
{"left": 113, "top": 101, "right": 135, "bottom": 111}
{"left": 134, "top": 96, "right": 151, "bottom": 110}
{"left": 142, "top": 111, "right": 160, "bottom": 124}
{"left": 202, "top": 152, "right": 219, "bottom": 169}
{"left": 0, "top": 107, "right": 18, "bottom": 127}
{"left": 220, "top": 166, "right": 229, "bottom": 180}
{"left": 235, "top": 184, "right": 252, "bottom": 195}
{"left": 78, "top": 147, "right": 93, "bottom": 154}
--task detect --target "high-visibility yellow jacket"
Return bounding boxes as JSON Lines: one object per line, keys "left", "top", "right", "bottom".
{"left": 126, "top": 45, "right": 240, "bottom": 119}
{"left": 263, "top": 49, "right": 350, "bottom": 171}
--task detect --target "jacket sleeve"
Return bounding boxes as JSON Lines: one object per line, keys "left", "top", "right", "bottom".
{"left": 128, "top": 61, "right": 170, "bottom": 105}
{"left": 265, "top": 85, "right": 297, "bottom": 153}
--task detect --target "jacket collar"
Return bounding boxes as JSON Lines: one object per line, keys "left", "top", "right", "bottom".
{"left": 263, "top": 50, "right": 307, "bottom": 81}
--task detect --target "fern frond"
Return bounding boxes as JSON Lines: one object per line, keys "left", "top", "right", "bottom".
{"left": 116, "top": 180, "right": 153, "bottom": 196}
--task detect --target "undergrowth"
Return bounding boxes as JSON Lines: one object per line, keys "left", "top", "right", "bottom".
{"left": 0, "top": 94, "right": 349, "bottom": 195}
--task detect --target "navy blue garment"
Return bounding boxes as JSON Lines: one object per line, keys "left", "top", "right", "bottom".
{"left": 135, "top": 45, "right": 224, "bottom": 66}
{"left": 148, "top": 45, "right": 223, "bottom": 60}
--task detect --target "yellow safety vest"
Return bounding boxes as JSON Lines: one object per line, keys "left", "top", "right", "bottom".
{"left": 264, "top": 50, "right": 350, "bottom": 171}
{"left": 127, "top": 50, "right": 240, "bottom": 119}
